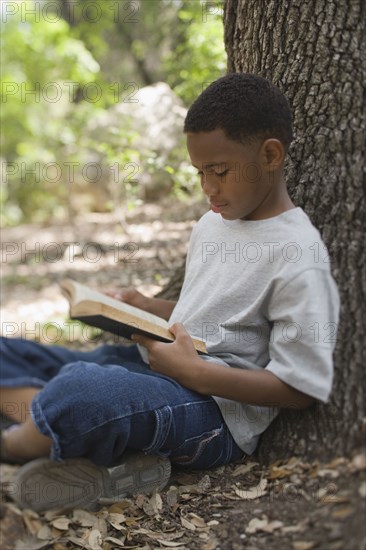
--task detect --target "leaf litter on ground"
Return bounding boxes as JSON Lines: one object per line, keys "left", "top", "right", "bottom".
{"left": 1, "top": 451, "right": 365, "bottom": 549}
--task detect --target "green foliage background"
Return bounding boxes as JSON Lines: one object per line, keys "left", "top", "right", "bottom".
{"left": 1, "top": 0, "right": 226, "bottom": 225}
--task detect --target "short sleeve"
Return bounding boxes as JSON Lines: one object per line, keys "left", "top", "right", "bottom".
{"left": 265, "top": 268, "right": 340, "bottom": 402}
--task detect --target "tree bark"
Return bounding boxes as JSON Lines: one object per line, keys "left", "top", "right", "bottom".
{"left": 222, "top": 0, "right": 365, "bottom": 461}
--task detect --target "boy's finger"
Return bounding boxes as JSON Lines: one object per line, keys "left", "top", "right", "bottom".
{"left": 168, "top": 324, "right": 196, "bottom": 350}
{"left": 169, "top": 323, "right": 189, "bottom": 338}
{"left": 104, "top": 290, "right": 122, "bottom": 299}
{"left": 131, "top": 333, "right": 154, "bottom": 349}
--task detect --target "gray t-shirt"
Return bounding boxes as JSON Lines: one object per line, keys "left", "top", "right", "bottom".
{"left": 169, "top": 207, "right": 340, "bottom": 454}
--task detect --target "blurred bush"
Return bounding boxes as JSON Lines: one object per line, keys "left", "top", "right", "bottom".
{"left": 1, "top": 0, "right": 226, "bottom": 225}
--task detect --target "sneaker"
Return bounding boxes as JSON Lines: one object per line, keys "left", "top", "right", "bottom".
{"left": 11, "top": 451, "right": 171, "bottom": 512}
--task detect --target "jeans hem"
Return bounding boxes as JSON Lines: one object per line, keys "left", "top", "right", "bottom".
{"left": 31, "top": 393, "right": 62, "bottom": 461}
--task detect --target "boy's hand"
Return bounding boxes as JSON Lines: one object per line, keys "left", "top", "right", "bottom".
{"left": 133, "top": 324, "right": 315, "bottom": 409}
{"left": 132, "top": 323, "right": 203, "bottom": 387}
{"left": 104, "top": 287, "right": 149, "bottom": 311}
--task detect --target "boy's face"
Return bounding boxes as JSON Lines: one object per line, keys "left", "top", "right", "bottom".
{"left": 186, "top": 129, "right": 277, "bottom": 221}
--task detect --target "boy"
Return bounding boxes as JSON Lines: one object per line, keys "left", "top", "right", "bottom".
{"left": 0, "top": 73, "right": 339, "bottom": 512}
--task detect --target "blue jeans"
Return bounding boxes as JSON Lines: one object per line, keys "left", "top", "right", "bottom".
{"left": 0, "top": 337, "right": 244, "bottom": 468}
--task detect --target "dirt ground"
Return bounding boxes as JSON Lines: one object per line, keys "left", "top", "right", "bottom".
{"left": 1, "top": 198, "right": 365, "bottom": 550}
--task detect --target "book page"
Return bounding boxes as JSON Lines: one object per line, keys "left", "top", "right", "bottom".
{"left": 61, "top": 279, "right": 169, "bottom": 329}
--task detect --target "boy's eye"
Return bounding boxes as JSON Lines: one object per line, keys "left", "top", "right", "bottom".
{"left": 195, "top": 169, "right": 228, "bottom": 177}
{"left": 215, "top": 170, "right": 229, "bottom": 177}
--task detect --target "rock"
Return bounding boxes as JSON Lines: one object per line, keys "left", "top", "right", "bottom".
{"left": 111, "top": 82, "right": 187, "bottom": 156}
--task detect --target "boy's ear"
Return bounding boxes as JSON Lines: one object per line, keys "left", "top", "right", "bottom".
{"left": 259, "top": 139, "right": 285, "bottom": 171}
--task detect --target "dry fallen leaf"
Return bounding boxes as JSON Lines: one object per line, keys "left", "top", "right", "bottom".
{"left": 285, "top": 457, "right": 303, "bottom": 469}
{"left": 222, "top": 492, "right": 241, "bottom": 500}
{"left": 36, "top": 525, "right": 53, "bottom": 540}
{"left": 95, "top": 515, "right": 108, "bottom": 537}
{"left": 281, "top": 519, "right": 308, "bottom": 534}
{"left": 207, "top": 520, "right": 219, "bottom": 527}
{"left": 292, "top": 541, "right": 317, "bottom": 550}
{"left": 88, "top": 528, "right": 103, "bottom": 550}
{"left": 322, "top": 495, "right": 350, "bottom": 504}
{"left": 324, "top": 457, "right": 348, "bottom": 468}
{"left": 268, "top": 467, "right": 291, "bottom": 480}
{"left": 202, "top": 535, "right": 219, "bottom": 550}
{"left": 316, "top": 469, "right": 340, "bottom": 479}
{"left": 178, "top": 484, "right": 209, "bottom": 496}
{"left": 66, "top": 535, "right": 93, "bottom": 549}
{"left": 72, "top": 508, "right": 99, "bottom": 528}
{"left": 22, "top": 509, "right": 42, "bottom": 536}
{"left": 358, "top": 481, "right": 366, "bottom": 498}
{"left": 108, "top": 512, "right": 126, "bottom": 522}
{"left": 51, "top": 517, "right": 71, "bottom": 531}
{"left": 104, "top": 536, "right": 126, "bottom": 547}
{"left": 186, "top": 513, "right": 207, "bottom": 529}
{"left": 234, "top": 477, "right": 268, "bottom": 499}
{"left": 263, "top": 520, "right": 284, "bottom": 533}
{"left": 166, "top": 486, "right": 179, "bottom": 508}
{"left": 107, "top": 512, "right": 127, "bottom": 531}
{"left": 43, "top": 509, "right": 64, "bottom": 521}
{"left": 131, "top": 527, "right": 150, "bottom": 535}
{"left": 107, "top": 501, "right": 132, "bottom": 513}
{"left": 142, "top": 493, "right": 163, "bottom": 516}
{"left": 124, "top": 515, "right": 144, "bottom": 527}
{"left": 181, "top": 516, "right": 196, "bottom": 531}
{"left": 351, "top": 453, "right": 366, "bottom": 471}
{"left": 156, "top": 541, "right": 187, "bottom": 548}
{"left": 317, "top": 486, "right": 350, "bottom": 505}
{"left": 268, "top": 457, "right": 307, "bottom": 480}
{"left": 331, "top": 507, "right": 354, "bottom": 519}
{"left": 232, "top": 462, "right": 258, "bottom": 477}
{"left": 246, "top": 516, "right": 283, "bottom": 534}
{"left": 245, "top": 517, "right": 267, "bottom": 534}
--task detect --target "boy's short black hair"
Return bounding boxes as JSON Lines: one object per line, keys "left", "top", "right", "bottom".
{"left": 184, "top": 73, "right": 293, "bottom": 150}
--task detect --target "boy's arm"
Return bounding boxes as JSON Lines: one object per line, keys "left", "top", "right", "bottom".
{"left": 133, "top": 323, "right": 315, "bottom": 409}
{"left": 133, "top": 268, "right": 338, "bottom": 409}
{"left": 191, "top": 355, "right": 315, "bottom": 408}
{"left": 105, "top": 287, "right": 177, "bottom": 321}
{"left": 144, "top": 297, "right": 177, "bottom": 320}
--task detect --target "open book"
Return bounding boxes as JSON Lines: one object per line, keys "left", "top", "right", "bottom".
{"left": 60, "top": 279, "right": 207, "bottom": 354}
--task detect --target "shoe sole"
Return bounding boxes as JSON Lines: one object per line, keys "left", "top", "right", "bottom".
{"left": 11, "top": 453, "right": 171, "bottom": 512}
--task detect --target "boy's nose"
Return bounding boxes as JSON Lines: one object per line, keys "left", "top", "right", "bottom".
{"left": 201, "top": 175, "right": 220, "bottom": 196}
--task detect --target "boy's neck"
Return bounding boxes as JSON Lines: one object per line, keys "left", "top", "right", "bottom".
{"left": 241, "top": 180, "right": 296, "bottom": 221}
{"left": 263, "top": 193, "right": 296, "bottom": 219}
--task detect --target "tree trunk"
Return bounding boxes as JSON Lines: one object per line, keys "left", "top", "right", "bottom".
{"left": 222, "top": 0, "right": 365, "bottom": 461}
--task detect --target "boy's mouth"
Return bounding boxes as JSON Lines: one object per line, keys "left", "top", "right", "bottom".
{"left": 210, "top": 202, "right": 228, "bottom": 213}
